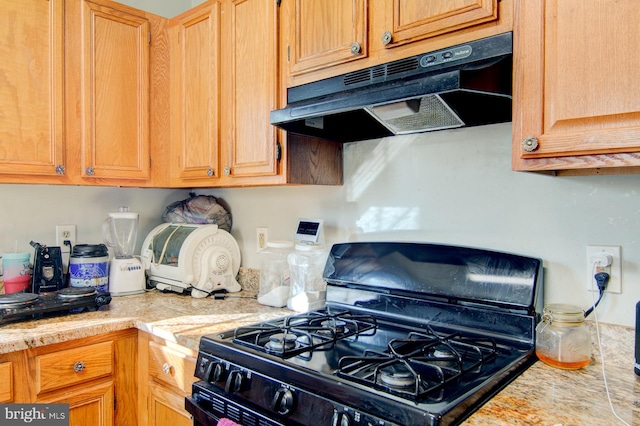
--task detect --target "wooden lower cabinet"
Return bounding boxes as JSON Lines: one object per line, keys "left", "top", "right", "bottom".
{"left": 138, "top": 330, "right": 198, "bottom": 426}
{"left": 0, "top": 360, "right": 16, "bottom": 402}
{"left": 39, "top": 380, "right": 115, "bottom": 426}
{"left": 0, "top": 329, "right": 137, "bottom": 426}
{"left": 148, "top": 382, "right": 193, "bottom": 426}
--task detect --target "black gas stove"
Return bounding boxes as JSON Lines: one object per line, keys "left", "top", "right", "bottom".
{"left": 0, "top": 287, "right": 111, "bottom": 325}
{"left": 186, "top": 242, "right": 543, "bottom": 426}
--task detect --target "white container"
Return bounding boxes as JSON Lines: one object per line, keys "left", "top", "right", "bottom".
{"left": 257, "top": 241, "right": 294, "bottom": 307}
{"left": 287, "top": 243, "right": 327, "bottom": 312}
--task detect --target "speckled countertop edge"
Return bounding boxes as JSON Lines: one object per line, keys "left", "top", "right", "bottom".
{"left": 0, "top": 290, "right": 290, "bottom": 353}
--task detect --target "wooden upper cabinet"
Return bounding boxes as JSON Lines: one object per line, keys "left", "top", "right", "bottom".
{"left": 220, "top": 0, "right": 279, "bottom": 180}
{"left": 0, "top": 0, "right": 66, "bottom": 181}
{"left": 512, "top": 0, "right": 640, "bottom": 172}
{"left": 287, "top": 0, "right": 368, "bottom": 77}
{"left": 283, "top": 0, "right": 510, "bottom": 88}
{"left": 379, "top": 0, "right": 498, "bottom": 48}
{"left": 169, "top": 2, "right": 221, "bottom": 186}
{"left": 79, "top": 0, "right": 150, "bottom": 181}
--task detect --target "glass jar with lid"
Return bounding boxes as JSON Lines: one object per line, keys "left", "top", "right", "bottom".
{"left": 535, "top": 303, "right": 591, "bottom": 369}
{"left": 257, "top": 241, "right": 294, "bottom": 307}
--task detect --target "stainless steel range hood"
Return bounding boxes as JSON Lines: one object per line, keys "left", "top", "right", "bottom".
{"left": 270, "top": 32, "right": 513, "bottom": 143}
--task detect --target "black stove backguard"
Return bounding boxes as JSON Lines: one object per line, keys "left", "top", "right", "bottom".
{"left": 188, "top": 242, "right": 543, "bottom": 426}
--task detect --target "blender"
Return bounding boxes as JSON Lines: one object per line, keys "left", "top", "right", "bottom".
{"left": 103, "top": 206, "right": 145, "bottom": 295}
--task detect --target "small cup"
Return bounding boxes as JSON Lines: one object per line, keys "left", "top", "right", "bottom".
{"left": 2, "top": 252, "right": 31, "bottom": 294}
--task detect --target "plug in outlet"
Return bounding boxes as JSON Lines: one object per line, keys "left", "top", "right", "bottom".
{"left": 586, "top": 245, "right": 621, "bottom": 293}
{"left": 257, "top": 228, "right": 268, "bottom": 252}
{"left": 56, "top": 225, "right": 76, "bottom": 251}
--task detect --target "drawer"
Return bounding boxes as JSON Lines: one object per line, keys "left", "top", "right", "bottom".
{"left": 148, "top": 340, "right": 197, "bottom": 394}
{"left": 36, "top": 340, "right": 113, "bottom": 394}
{"left": 0, "top": 362, "right": 12, "bottom": 402}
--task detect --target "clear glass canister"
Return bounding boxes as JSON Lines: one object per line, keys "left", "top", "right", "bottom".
{"left": 535, "top": 304, "right": 591, "bottom": 369}
{"left": 257, "top": 241, "right": 294, "bottom": 307}
{"left": 287, "top": 243, "right": 327, "bottom": 312}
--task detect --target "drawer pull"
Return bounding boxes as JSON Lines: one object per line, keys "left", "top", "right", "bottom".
{"left": 162, "top": 363, "right": 172, "bottom": 375}
{"left": 73, "top": 361, "right": 85, "bottom": 373}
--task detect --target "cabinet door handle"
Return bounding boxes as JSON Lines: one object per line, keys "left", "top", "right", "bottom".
{"left": 73, "top": 361, "right": 85, "bottom": 373}
{"left": 521, "top": 136, "right": 539, "bottom": 152}
{"left": 350, "top": 42, "right": 361, "bottom": 54}
{"left": 381, "top": 31, "right": 392, "bottom": 45}
{"left": 162, "top": 363, "right": 172, "bottom": 375}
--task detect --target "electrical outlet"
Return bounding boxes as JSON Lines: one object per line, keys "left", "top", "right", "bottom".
{"left": 586, "top": 245, "right": 621, "bottom": 293}
{"left": 257, "top": 227, "right": 268, "bottom": 252}
{"left": 56, "top": 225, "right": 76, "bottom": 251}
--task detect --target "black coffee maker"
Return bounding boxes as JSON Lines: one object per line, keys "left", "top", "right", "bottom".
{"left": 30, "top": 241, "right": 65, "bottom": 293}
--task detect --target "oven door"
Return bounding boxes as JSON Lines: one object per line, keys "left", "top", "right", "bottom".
{"left": 186, "top": 384, "right": 287, "bottom": 426}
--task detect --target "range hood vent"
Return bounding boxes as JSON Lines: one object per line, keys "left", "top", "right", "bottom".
{"left": 271, "top": 32, "right": 513, "bottom": 143}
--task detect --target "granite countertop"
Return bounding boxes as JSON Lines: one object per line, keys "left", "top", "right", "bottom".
{"left": 0, "top": 290, "right": 638, "bottom": 425}
{"left": 0, "top": 290, "right": 290, "bottom": 354}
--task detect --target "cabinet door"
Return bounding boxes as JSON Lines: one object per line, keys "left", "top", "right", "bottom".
{"left": 513, "top": 0, "right": 640, "bottom": 172}
{"left": 169, "top": 2, "right": 221, "bottom": 185}
{"left": 378, "top": 0, "right": 498, "bottom": 48}
{"left": 220, "top": 0, "right": 279, "bottom": 179}
{"left": 39, "top": 380, "right": 114, "bottom": 426}
{"left": 286, "top": 0, "right": 368, "bottom": 77}
{"left": 0, "top": 0, "right": 66, "bottom": 180}
{"left": 79, "top": 0, "right": 150, "bottom": 181}
{"left": 148, "top": 382, "right": 192, "bottom": 426}
{"left": 0, "top": 362, "right": 13, "bottom": 403}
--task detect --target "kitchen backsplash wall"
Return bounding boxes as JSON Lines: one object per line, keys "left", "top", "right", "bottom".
{"left": 196, "top": 123, "right": 640, "bottom": 328}
{"left": 1, "top": 125, "right": 639, "bottom": 327}
{"left": 0, "top": 186, "right": 188, "bottom": 256}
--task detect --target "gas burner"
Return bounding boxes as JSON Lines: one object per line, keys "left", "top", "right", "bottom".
{"left": 57, "top": 287, "right": 97, "bottom": 299}
{"left": 379, "top": 364, "right": 415, "bottom": 389}
{"left": 319, "top": 319, "right": 347, "bottom": 334}
{"left": 337, "top": 327, "right": 500, "bottom": 401}
{"left": 265, "top": 333, "right": 298, "bottom": 353}
{"left": 430, "top": 346, "right": 458, "bottom": 360}
{"left": 231, "top": 309, "right": 377, "bottom": 359}
{"left": 0, "top": 293, "right": 39, "bottom": 309}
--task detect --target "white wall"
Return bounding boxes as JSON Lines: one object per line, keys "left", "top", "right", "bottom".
{"left": 1, "top": 125, "right": 638, "bottom": 327}
{"left": 114, "top": 0, "right": 204, "bottom": 18}
{"left": 196, "top": 123, "right": 640, "bottom": 328}
{"left": 0, "top": 185, "right": 188, "bottom": 254}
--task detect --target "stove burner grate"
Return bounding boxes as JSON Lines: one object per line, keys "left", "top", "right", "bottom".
{"left": 232, "top": 308, "right": 377, "bottom": 358}
{"left": 337, "top": 327, "right": 499, "bottom": 401}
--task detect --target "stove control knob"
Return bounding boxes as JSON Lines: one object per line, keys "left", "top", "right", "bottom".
{"left": 272, "top": 387, "right": 295, "bottom": 415}
{"left": 225, "top": 370, "right": 245, "bottom": 393}
{"left": 206, "top": 362, "right": 226, "bottom": 383}
{"left": 332, "top": 411, "right": 352, "bottom": 426}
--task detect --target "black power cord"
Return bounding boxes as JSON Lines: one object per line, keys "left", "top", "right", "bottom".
{"left": 584, "top": 272, "right": 610, "bottom": 318}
